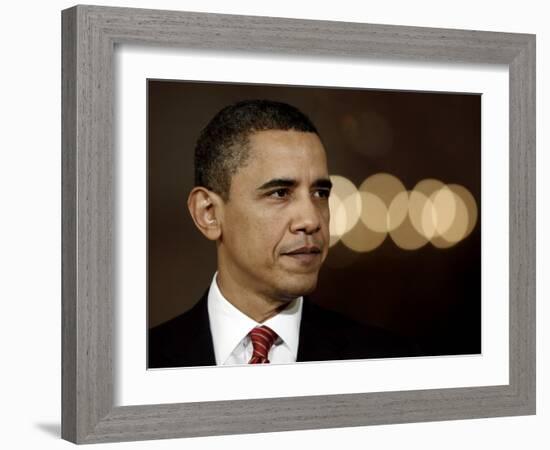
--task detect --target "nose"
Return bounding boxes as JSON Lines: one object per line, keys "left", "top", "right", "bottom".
{"left": 290, "top": 195, "right": 322, "bottom": 235}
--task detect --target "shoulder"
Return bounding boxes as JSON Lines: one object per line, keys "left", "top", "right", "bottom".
{"left": 148, "top": 292, "right": 215, "bottom": 368}
{"left": 300, "top": 298, "right": 419, "bottom": 361}
{"left": 149, "top": 297, "right": 205, "bottom": 343}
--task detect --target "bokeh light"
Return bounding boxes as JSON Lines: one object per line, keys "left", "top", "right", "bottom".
{"left": 431, "top": 189, "right": 469, "bottom": 248}
{"left": 408, "top": 189, "right": 436, "bottom": 240}
{"left": 340, "top": 111, "right": 394, "bottom": 158}
{"left": 341, "top": 218, "right": 387, "bottom": 252}
{"left": 387, "top": 190, "right": 409, "bottom": 232}
{"left": 359, "top": 173, "right": 407, "bottom": 232}
{"left": 328, "top": 193, "right": 345, "bottom": 247}
{"left": 431, "top": 186, "right": 458, "bottom": 236}
{"left": 448, "top": 183, "right": 478, "bottom": 239}
{"left": 328, "top": 175, "right": 361, "bottom": 247}
{"left": 328, "top": 174, "right": 478, "bottom": 252}
{"left": 359, "top": 191, "right": 388, "bottom": 233}
{"left": 390, "top": 190, "right": 430, "bottom": 250}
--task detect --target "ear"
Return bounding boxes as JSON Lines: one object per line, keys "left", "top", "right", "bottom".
{"left": 187, "top": 187, "right": 223, "bottom": 241}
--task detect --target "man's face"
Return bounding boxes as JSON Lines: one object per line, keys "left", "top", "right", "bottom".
{"left": 218, "top": 129, "right": 331, "bottom": 302}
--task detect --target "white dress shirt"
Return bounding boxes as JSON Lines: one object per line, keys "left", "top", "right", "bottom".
{"left": 207, "top": 272, "right": 303, "bottom": 365}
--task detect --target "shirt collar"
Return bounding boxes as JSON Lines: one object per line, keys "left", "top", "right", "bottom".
{"left": 207, "top": 272, "right": 303, "bottom": 365}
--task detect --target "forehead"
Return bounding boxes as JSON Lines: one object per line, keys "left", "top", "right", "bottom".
{"left": 242, "top": 129, "right": 328, "bottom": 179}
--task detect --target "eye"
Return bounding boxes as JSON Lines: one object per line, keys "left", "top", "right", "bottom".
{"left": 269, "top": 188, "right": 290, "bottom": 198}
{"left": 314, "top": 189, "right": 331, "bottom": 199}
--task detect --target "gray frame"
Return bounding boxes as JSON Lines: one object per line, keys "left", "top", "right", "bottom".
{"left": 62, "top": 4, "right": 536, "bottom": 444}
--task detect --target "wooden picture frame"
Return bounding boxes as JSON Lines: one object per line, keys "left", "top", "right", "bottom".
{"left": 61, "top": 4, "right": 535, "bottom": 444}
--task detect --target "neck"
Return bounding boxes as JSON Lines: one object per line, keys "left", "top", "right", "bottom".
{"left": 215, "top": 269, "right": 291, "bottom": 323}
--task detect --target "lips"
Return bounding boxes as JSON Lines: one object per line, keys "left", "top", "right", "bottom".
{"left": 283, "top": 246, "right": 321, "bottom": 256}
{"left": 281, "top": 246, "right": 322, "bottom": 266}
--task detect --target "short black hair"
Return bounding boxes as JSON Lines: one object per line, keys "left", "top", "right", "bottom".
{"left": 194, "top": 99, "right": 320, "bottom": 201}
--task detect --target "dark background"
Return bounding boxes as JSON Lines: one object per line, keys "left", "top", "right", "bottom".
{"left": 147, "top": 79, "right": 481, "bottom": 357}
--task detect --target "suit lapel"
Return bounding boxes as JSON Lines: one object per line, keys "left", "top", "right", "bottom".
{"left": 182, "top": 292, "right": 217, "bottom": 366}
{"left": 297, "top": 298, "right": 344, "bottom": 362}
{"left": 152, "top": 293, "right": 351, "bottom": 366}
{"left": 163, "top": 290, "right": 217, "bottom": 367}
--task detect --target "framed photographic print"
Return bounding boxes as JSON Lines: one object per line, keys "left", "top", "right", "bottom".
{"left": 62, "top": 4, "right": 535, "bottom": 444}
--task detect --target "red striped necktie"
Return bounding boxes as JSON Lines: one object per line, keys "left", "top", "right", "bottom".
{"left": 248, "top": 325, "right": 278, "bottom": 364}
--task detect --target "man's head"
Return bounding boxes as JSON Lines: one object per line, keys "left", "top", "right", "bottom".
{"left": 194, "top": 99, "right": 320, "bottom": 201}
{"left": 188, "top": 99, "right": 331, "bottom": 309}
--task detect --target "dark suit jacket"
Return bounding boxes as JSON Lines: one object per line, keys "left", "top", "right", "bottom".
{"left": 149, "top": 290, "right": 417, "bottom": 368}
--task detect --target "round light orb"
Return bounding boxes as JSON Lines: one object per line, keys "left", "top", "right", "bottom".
{"left": 448, "top": 184, "right": 478, "bottom": 238}
{"left": 431, "top": 185, "right": 458, "bottom": 236}
{"left": 431, "top": 189, "right": 469, "bottom": 248}
{"left": 359, "top": 173, "right": 407, "bottom": 232}
{"left": 341, "top": 219, "right": 387, "bottom": 253}
{"left": 329, "top": 175, "right": 362, "bottom": 237}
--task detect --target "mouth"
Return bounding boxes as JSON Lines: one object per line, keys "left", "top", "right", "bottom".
{"left": 282, "top": 246, "right": 322, "bottom": 265}
{"left": 284, "top": 246, "right": 321, "bottom": 255}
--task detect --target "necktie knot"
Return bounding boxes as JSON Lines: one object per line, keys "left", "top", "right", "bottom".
{"left": 248, "top": 325, "right": 278, "bottom": 364}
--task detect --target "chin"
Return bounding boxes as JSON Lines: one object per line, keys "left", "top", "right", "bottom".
{"left": 278, "top": 273, "right": 319, "bottom": 300}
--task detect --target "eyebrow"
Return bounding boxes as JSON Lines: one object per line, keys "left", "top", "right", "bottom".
{"left": 256, "top": 177, "right": 333, "bottom": 191}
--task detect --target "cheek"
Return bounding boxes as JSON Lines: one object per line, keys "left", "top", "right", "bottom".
{"left": 319, "top": 205, "right": 330, "bottom": 232}
{"left": 226, "top": 213, "right": 276, "bottom": 258}
{"left": 322, "top": 206, "right": 330, "bottom": 226}
{"left": 224, "top": 200, "right": 290, "bottom": 257}
{"left": 245, "top": 215, "right": 288, "bottom": 262}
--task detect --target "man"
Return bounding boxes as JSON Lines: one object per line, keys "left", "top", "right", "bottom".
{"left": 149, "top": 99, "right": 415, "bottom": 368}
